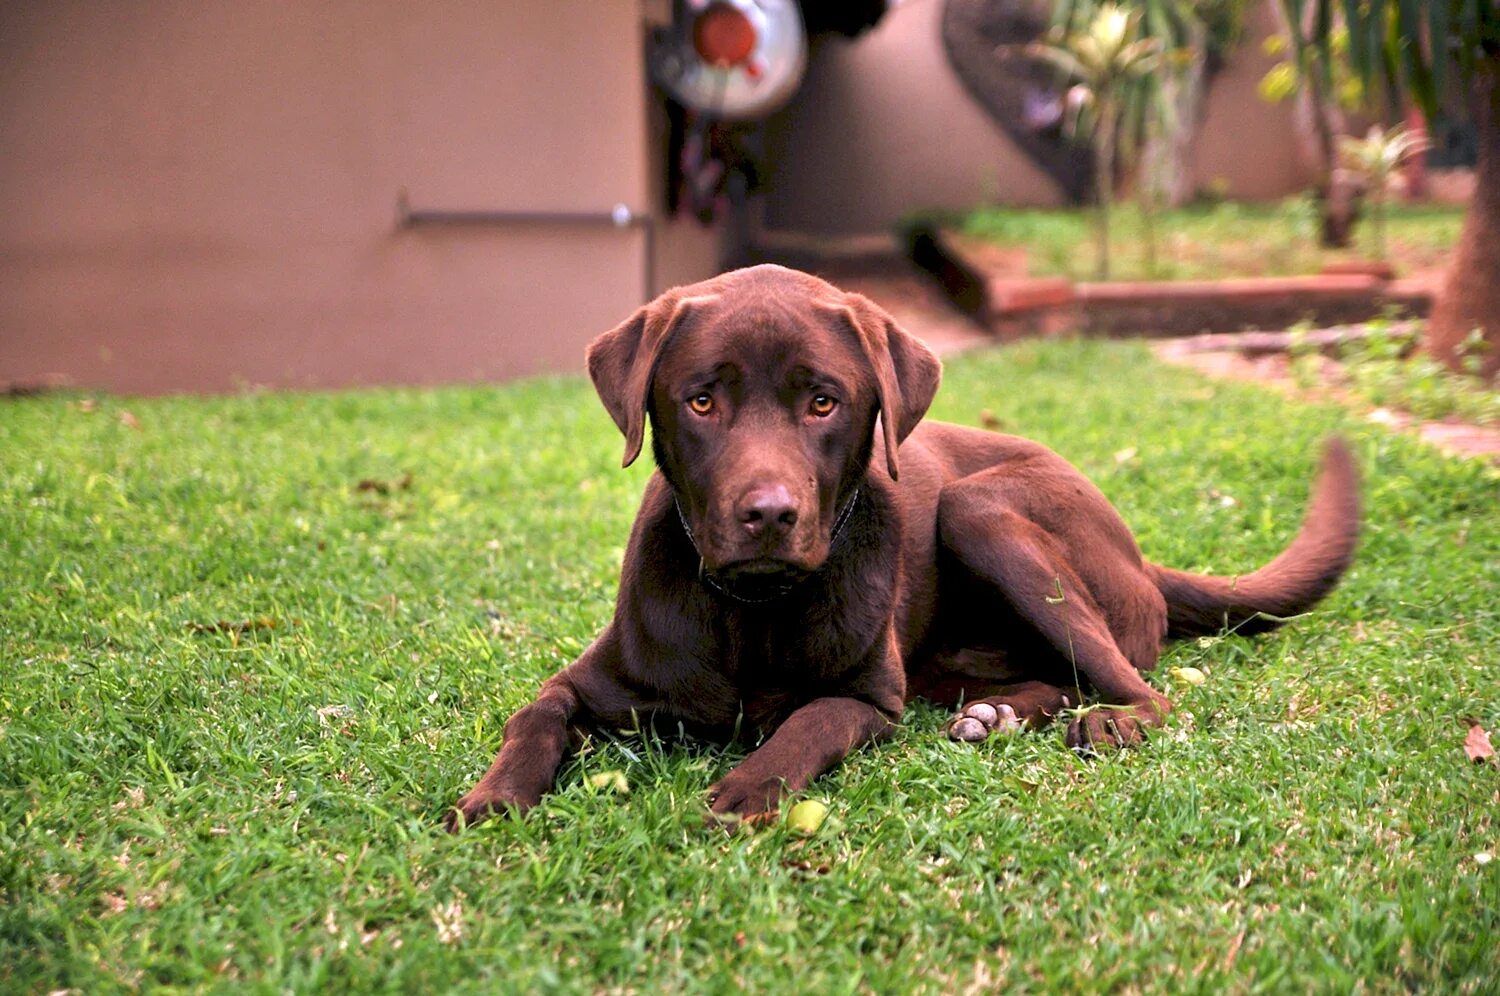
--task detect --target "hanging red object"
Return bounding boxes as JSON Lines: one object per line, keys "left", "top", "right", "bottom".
{"left": 650, "top": 0, "right": 808, "bottom": 120}
{"left": 693, "top": 3, "right": 758, "bottom": 67}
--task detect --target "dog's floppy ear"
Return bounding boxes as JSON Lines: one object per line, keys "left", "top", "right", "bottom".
{"left": 837, "top": 293, "right": 942, "bottom": 480}
{"left": 586, "top": 291, "right": 711, "bottom": 468}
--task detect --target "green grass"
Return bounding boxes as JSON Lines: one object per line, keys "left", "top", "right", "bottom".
{"left": 960, "top": 200, "right": 1465, "bottom": 281}
{"left": 3, "top": 341, "right": 1497, "bottom": 993}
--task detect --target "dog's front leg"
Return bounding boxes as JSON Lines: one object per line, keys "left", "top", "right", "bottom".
{"left": 446, "top": 674, "right": 582, "bottom": 831}
{"left": 707, "top": 696, "right": 897, "bottom": 822}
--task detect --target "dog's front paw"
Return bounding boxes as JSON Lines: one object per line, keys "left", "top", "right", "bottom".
{"left": 1064, "top": 697, "right": 1168, "bottom": 753}
{"left": 444, "top": 786, "right": 538, "bottom": 833}
{"left": 946, "top": 701, "right": 1023, "bottom": 743}
{"left": 705, "top": 771, "right": 788, "bottom": 826}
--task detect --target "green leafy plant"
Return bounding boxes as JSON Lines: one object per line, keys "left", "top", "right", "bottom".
{"left": 1286, "top": 318, "right": 1324, "bottom": 390}
{"left": 1282, "top": 312, "right": 1496, "bottom": 422}
{"left": 1337, "top": 322, "right": 1500, "bottom": 424}
{"left": 1256, "top": 8, "right": 1367, "bottom": 248}
{"left": 1029, "top": 4, "right": 1163, "bottom": 279}
{"left": 1257, "top": 25, "right": 1364, "bottom": 111}
{"left": 1337, "top": 125, "right": 1431, "bottom": 261}
{"left": 1052, "top": 0, "right": 1251, "bottom": 271}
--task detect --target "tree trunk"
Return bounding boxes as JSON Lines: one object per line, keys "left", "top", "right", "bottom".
{"left": 1304, "top": 59, "right": 1358, "bottom": 248}
{"left": 1166, "top": 25, "right": 1207, "bottom": 207}
{"left": 1317, "top": 167, "right": 1360, "bottom": 249}
{"left": 1426, "top": 61, "right": 1500, "bottom": 381}
{"left": 1275, "top": 0, "right": 1357, "bottom": 247}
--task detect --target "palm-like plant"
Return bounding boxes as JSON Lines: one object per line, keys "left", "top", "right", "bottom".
{"left": 1030, "top": 4, "right": 1162, "bottom": 279}
{"left": 1336, "top": 125, "right": 1431, "bottom": 262}
{"left": 1055, "top": 0, "right": 1248, "bottom": 207}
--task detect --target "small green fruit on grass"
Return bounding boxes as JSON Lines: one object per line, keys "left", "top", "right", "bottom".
{"left": 1170, "top": 666, "right": 1206, "bottom": 686}
{"left": 786, "top": 799, "right": 829, "bottom": 835}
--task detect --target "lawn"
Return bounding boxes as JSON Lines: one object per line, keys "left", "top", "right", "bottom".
{"left": 959, "top": 201, "right": 1466, "bottom": 282}
{"left": 3, "top": 341, "right": 1497, "bottom": 993}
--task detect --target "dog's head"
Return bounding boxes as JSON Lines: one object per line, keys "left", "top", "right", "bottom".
{"left": 587, "top": 265, "right": 941, "bottom": 597}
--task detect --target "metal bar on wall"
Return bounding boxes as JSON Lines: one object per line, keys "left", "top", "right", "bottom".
{"left": 396, "top": 189, "right": 655, "bottom": 303}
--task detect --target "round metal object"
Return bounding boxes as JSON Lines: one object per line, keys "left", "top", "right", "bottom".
{"left": 651, "top": 0, "right": 808, "bottom": 121}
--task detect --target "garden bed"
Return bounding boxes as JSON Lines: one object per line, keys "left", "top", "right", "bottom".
{"left": 918, "top": 226, "right": 1439, "bottom": 338}
{"left": 909, "top": 202, "right": 1463, "bottom": 339}
{"left": 958, "top": 202, "right": 1463, "bottom": 283}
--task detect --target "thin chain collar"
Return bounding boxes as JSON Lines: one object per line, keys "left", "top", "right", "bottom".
{"left": 673, "top": 488, "right": 861, "bottom": 605}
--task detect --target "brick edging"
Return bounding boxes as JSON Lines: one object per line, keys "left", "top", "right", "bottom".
{"left": 910, "top": 226, "right": 1437, "bottom": 339}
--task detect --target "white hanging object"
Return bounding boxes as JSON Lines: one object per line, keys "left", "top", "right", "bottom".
{"left": 650, "top": 0, "right": 808, "bottom": 121}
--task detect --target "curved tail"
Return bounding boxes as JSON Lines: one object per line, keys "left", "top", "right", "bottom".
{"left": 1149, "top": 438, "right": 1361, "bottom": 638}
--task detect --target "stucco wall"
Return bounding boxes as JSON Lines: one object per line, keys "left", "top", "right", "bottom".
{"left": 0, "top": 1, "right": 670, "bottom": 393}
{"left": 761, "top": 0, "right": 1068, "bottom": 238}
{"left": 1190, "top": 1, "right": 1313, "bottom": 199}
{"left": 761, "top": 0, "right": 1315, "bottom": 238}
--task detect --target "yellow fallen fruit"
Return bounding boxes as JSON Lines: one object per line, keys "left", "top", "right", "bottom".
{"left": 786, "top": 799, "right": 829, "bottom": 835}
{"left": 587, "top": 770, "right": 629, "bottom": 794}
{"left": 1170, "top": 666, "right": 1207, "bottom": 686}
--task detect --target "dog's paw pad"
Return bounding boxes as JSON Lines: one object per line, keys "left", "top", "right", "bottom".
{"left": 973, "top": 702, "right": 1021, "bottom": 732}
{"left": 947, "top": 702, "right": 1022, "bottom": 743}
{"left": 949, "top": 717, "right": 988, "bottom": 741}
{"left": 964, "top": 703, "right": 999, "bottom": 727}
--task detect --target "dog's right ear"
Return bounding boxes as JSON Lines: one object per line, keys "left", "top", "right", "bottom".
{"left": 586, "top": 292, "right": 710, "bottom": 468}
{"left": 834, "top": 293, "right": 942, "bottom": 481}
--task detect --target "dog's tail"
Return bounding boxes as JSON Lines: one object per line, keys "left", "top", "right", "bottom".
{"left": 1148, "top": 437, "right": 1360, "bottom": 639}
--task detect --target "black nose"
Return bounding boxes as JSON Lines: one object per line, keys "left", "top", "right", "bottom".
{"left": 737, "top": 485, "right": 799, "bottom": 540}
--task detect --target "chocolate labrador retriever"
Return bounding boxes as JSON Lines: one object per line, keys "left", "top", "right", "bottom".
{"left": 448, "top": 264, "right": 1359, "bottom": 829}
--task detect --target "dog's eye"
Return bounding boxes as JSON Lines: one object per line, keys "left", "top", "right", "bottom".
{"left": 688, "top": 393, "right": 715, "bottom": 416}
{"left": 809, "top": 395, "right": 837, "bottom": 417}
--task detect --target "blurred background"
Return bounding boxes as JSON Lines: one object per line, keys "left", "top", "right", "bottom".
{"left": 0, "top": 0, "right": 1478, "bottom": 394}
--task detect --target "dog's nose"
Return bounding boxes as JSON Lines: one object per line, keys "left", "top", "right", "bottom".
{"left": 737, "top": 485, "right": 799, "bottom": 539}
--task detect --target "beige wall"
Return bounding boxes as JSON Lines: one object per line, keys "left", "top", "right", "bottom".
{"left": 761, "top": 0, "right": 1067, "bottom": 238}
{"left": 0, "top": 0, "right": 1319, "bottom": 394}
{"left": 1191, "top": 1, "right": 1313, "bottom": 199}
{"left": 760, "top": 0, "right": 1315, "bottom": 238}
{"left": 0, "top": 1, "right": 694, "bottom": 394}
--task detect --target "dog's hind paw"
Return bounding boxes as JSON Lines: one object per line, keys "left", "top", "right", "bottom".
{"left": 946, "top": 702, "right": 1022, "bottom": 743}
{"left": 1063, "top": 696, "right": 1169, "bottom": 752}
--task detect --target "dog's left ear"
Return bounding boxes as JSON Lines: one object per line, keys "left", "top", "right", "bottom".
{"left": 837, "top": 293, "right": 942, "bottom": 480}
{"left": 586, "top": 290, "right": 713, "bottom": 468}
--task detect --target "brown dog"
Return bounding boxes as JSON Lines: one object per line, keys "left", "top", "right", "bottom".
{"left": 448, "top": 265, "right": 1359, "bottom": 829}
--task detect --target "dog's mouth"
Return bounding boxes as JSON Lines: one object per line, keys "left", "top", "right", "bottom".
{"left": 705, "top": 558, "right": 814, "bottom": 602}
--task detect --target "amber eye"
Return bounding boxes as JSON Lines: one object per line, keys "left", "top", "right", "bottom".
{"left": 688, "top": 392, "right": 715, "bottom": 415}
{"left": 810, "top": 394, "right": 837, "bottom": 417}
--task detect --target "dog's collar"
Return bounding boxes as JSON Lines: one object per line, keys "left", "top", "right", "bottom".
{"left": 673, "top": 489, "right": 860, "bottom": 605}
